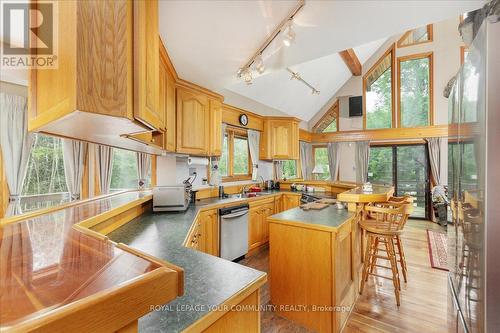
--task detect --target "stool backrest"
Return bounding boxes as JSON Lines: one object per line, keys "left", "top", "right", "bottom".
{"left": 364, "top": 204, "right": 412, "bottom": 232}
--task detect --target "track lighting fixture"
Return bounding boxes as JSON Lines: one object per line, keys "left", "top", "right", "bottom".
{"left": 236, "top": 0, "right": 305, "bottom": 84}
{"left": 287, "top": 68, "right": 320, "bottom": 96}
{"left": 254, "top": 54, "right": 265, "bottom": 74}
{"left": 282, "top": 21, "right": 296, "bottom": 47}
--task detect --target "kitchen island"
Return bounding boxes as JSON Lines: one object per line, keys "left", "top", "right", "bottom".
{"left": 268, "top": 205, "right": 358, "bottom": 333}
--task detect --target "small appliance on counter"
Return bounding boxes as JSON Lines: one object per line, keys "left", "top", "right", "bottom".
{"left": 153, "top": 184, "right": 191, "bottom": 212}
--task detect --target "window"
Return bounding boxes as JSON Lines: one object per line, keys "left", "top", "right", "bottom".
{"left": 23, "top": 134, "right": 68, "bottom": 195}
{"left": 397, "top": 25, "right": 433, "bottom": 48}
{"left": 363, "top": 45, "right": 395, "bottom": 129}
{"left": 110, "top": 149, "right": 144, "bottom": 191}
{"left": 281, "top": 160, "right": 298, "bottom": 179}
{"left": 313, "top": 146, "right": 330, "bottom": 180}
{"left": 368, "top": 144, "right": 429, "bottom": 219}
{"left": 398, "top": 53, "right": 433, "bottom": 127}
{"left": 21, "top": 134, "right": 70, "bottom": 212}
{"left": 313, "top": 100, "right": 339, "bottom": 133}
{"left": 220, "top": 128, "right": 251, "bottom": 180}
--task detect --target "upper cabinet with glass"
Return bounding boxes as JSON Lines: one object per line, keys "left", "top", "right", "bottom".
{"left": 397, "top": 25, "right": 433, "bottom": 48}
{"left": 363, "top": 45, "right": 395, "bottom": 129}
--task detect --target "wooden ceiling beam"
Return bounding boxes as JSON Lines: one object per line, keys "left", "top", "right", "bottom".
{"left": 339, "top": 49, "right": 362, "bottom": 76}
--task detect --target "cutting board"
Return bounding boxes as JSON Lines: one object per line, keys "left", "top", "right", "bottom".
{"left": 318, "top": 198, "right": 337, "bottom": 205}
{"left": 300, "top": 202, "right": 329, "bottom": 210}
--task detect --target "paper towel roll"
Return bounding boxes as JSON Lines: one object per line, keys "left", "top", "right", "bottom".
{"left": 187, "top": 157, "right": 209, "bottom": 166}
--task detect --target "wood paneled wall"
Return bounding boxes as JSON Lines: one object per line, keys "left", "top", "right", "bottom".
{"left": 300, "top": 125, "right": 447, "bottom": 143}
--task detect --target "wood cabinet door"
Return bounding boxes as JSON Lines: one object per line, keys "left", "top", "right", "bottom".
{"left": 176, "top": 88, "right": 209, "bottom": 155}
{"left": 165, "top": 68, "right": 176, "bottom": 152}
{"left": 200, "top": 210, "right": 219, "bottom": 256}
{"left": 134, "top": 0, "right": 162, "bottom": 131}
{"left": 209, "top": 99, "right": 222, "bottom": 156}
{"left": 271, "top": 120, "right": 292, "bottom": 159}
{"left": 261, "top": 203, "right": 275, "bottom": 242}
{"left": 283, "top": 194, "right": 300, "bottom": 211}
{"left": 248, "top": 207, "right": 262, "bottom": 250}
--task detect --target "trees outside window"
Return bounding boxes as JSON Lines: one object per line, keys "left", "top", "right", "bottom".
{"left": 398, "top": 53, "right": 433, "bottom": 127}
{"left": 110, "top": 149, "right": 152, "bottom": 191}
{"left": 220, "top": 128, "right": 251, "bottom": 181}
{"left": 23, "top": 134, "right": 68, "bottom": 195}
{"left": 313, "top": 146, "right": 330, "bottom": 180}
{"left": 364, "top": 46, "right": 395, "bottom": 129}
{"left": 281, "top": 160, "right": 297, "bottom": 179}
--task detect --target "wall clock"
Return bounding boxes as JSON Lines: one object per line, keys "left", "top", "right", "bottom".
{"left": 239, "top": 114, "right": 249, "bottom": 126}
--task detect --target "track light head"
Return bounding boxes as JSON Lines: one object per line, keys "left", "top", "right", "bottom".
{"left": 254, "top": 55, "right": 265, "bottom": 74}
{"left": 282, "top": 21, "right": 296, "bottom": 47}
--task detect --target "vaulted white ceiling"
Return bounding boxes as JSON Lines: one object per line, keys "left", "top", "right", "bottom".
{"left": 159, "top": 0, "right": 484, "bottom": 121}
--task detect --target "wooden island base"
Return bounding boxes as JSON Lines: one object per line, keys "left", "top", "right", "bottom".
{"left": 268, "top": 207, "right": 359, "bottom": 333}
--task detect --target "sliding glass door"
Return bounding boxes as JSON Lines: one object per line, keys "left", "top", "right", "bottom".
{"left": 368, "top": 144, "right": 429, "bottom": 219}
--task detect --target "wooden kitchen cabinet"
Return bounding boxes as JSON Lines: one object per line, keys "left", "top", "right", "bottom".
{"left": 28, "top": 0, "right": 163, "bottom": 153}
{"left": 260, "top": 117, "right": 300, "bottom": 160}
{"left": 248, "top": 197, "right": 275, "bottom": 251}
{"left": 187, "top": 209, "right": 219, "bottom": 256}
{"left": 209, "top": 99, "right": 223, "bottom": 156}
{"left": 134, "top": 0, "right": 162, "bottom": 131}
{"left": 176, "top": 87, "right": 210, "bottom": 155}
{"left": 159, "top": 40, "right": 176, "bottom": 152}
{"left": 282, "top": 193, "right": 301, "bottom": 211}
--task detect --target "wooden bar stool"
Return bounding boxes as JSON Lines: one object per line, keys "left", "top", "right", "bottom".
{"left": 359, "top": 204, "right": 412, "bottom": 306}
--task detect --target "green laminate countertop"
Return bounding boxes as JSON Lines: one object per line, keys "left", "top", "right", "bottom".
{"left": 269, "top": 205, "right": 355, "bottom": 230}
{"left": 108, "top": 190, "right": 324, "bottom": 332}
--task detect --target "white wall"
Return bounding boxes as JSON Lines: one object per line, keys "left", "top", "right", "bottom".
{"left": 156, "top": 153, "right": 275, "bottom": 189}
{"left": 307, "top": 17, "right": 463, "bottom": 184}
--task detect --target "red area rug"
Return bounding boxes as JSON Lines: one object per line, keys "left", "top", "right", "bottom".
{"left": 426, "top": 229, "right": 449, "bottom": 271}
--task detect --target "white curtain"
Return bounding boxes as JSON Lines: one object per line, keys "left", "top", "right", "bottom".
{"left": 299, "top": 141, "right": 313, "bottom": 180}
{"left": 425, "top": 137, "right": 442, "bottom": 185}
{"left": 327, "top": 142, "right": 341, "bottom": 181}
{"left": 0, "top": 93, "right": 33, "bottom": 216}
{"left": 273, "top": 161, "right": 283, "bottom": 180}
{"left": 247, "top": 129, "right": 260, "bottom": 181}
{"left": 62, "top": 139, "right": 88, "bottom": 200}
{"left": 95, "top": 145, "right": 113, "bottom": 194}
{"left": 355, "top": 141, "right": 370, "bottom": 183}
{"left": 136, "top": 152, "right": 151, "bottom": 188}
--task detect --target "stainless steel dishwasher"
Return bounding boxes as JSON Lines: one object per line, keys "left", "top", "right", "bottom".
{"left": 219, "top": 204, "right": 249, "bottom": 261}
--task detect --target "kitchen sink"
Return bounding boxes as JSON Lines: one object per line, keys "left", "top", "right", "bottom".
{"left": 225, "top": 192, "right": 270, "bottom": 199}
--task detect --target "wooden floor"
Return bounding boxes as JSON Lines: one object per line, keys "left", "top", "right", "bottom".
{"left": 239, "top": 220, "right": 448, "bottom": 333}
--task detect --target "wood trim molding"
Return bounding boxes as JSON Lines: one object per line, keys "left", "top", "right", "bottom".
{"left": 363, "top": 43, "right": 396, "bottom": 129}
{"left": 222, "top": 103, "right": 264, "bottom": 131}
{"left": 299, "top": 129, "right": 312, "bottom": 142}
{"left": 339, "top": 49, "right": 361, "bottom": 76}
{"left": 312, "top": 100, "right": 339, "bottom": 133}
{"left": 397, "top": 24, "right": 433, "bottom": 48}
{"left": 460, "top": 45, "right": 469, "bottom": 65}
{"left": 310, "top": 125, "right": 447, "bottom": 143}
{"left": 397, "top": 52, "right": 434, "bottom": 127}
{"left": 175, "top": 79, "right": 223, "bottom": 101}
{"left": 159, "top": 36, "right": 179, "bottom": 81}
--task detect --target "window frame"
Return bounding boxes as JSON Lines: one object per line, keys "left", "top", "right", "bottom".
{"left": 362, "top": 43, "right": 396, "bottom": 129}
{"left": 396, "top": 24, "right": 433, "bottom": 48}
{"left": 460, "top": 46, "right": 469, "bottom": 65}
{"left": 312, "top": 100, "right": 339, "bottom": 133}
{"left": 312, "top": 145, "right": 334, "bottom": 181}
{"left": 397, "top": 52, "right": 434, "bottom": 128}
{"left": 222, "top": 127, "right": 252, "bottom": 182}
